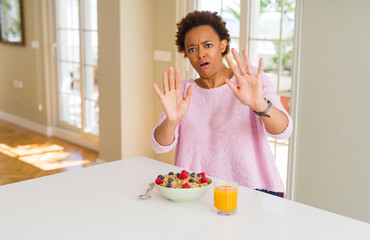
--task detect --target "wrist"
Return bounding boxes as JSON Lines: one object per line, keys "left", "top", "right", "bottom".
{"left": 251, "top": 98, "right": 269, "bottom": 112}
{"left": 253, "top": 98, "right": 272, "bottom": 118}
{"left": 164, "top": 118, "right": 180, "bottom": 129}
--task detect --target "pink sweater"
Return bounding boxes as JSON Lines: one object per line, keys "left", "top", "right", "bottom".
{"left": 150, "top": 72, "right": 293, "bottom": 192}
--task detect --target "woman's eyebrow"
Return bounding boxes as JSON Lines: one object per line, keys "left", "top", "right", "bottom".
{"left": 186, "top": 40, "right": 212, "bottom": 48}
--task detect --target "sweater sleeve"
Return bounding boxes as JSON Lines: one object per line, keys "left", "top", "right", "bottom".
{"left": 261, "top": 71, "right": 293, "bottom": 139}
{"left": 150, "top": 110, "right": 179, "bottom": 153}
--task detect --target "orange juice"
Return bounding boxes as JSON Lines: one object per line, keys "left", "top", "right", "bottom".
{"left": 214, "top": 185, "right": 238, "bottom": 211}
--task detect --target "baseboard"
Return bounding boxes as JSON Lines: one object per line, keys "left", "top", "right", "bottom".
{"left": 0, "top": 111, "right": 53, "bottom": 136}
{"left": 52, "top": 127, "right": 99, "bottom": 151}
{"left": 0, "top": 111, "right": 99, "bottom": 152}
{"left": 96, "top": 158, "right": 107, "bottom": 164}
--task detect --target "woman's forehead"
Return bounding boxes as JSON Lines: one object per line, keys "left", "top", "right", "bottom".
{"left": 184, "top": 25, "right": 219, "bottom": 45}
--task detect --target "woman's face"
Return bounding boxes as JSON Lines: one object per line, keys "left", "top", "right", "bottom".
{"left": 184, "top": 25, "right": 227, "bottom": 79}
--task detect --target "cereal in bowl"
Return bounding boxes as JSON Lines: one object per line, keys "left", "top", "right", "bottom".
{"left": 155, "top": 170, "right": 209, "bottom": 188}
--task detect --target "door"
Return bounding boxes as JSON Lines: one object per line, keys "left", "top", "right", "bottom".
{"left": 54, "top": 0, "right": 99, "bottom": 140}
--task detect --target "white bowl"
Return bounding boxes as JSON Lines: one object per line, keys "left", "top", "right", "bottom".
{"left": 155, "top": 178, "right": 213, "bottom": 202}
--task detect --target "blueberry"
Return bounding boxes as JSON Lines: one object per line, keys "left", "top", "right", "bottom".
{"left": 167, "top": 183, "right": 172, "bottom": 188}
{"left": 168, "top": 178, "right": 174, "bottom": 183}
{"left": 176, "top": 173, "right": 180, "bottom": 178}
{"left": 158, "top": 175, "right": 164, "bottom": 179}
{"left": 189, "top": 178, "right": 195, "bottom": 182}
{"left": 190, "top": 172, "right": 195, "bottom": 177}
{"left": 197, "top": 174, "right": 202, "bottom": 178}
{"left": 168, "top": 172, "right": 174, "bottom": 175}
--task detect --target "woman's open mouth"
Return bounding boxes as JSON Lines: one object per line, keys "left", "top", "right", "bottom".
{"left": 199, "top": 61, "right": 210, "bottom": 69}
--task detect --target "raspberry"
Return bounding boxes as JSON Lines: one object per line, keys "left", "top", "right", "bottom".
{"left": 179, "top": 171, "right": 188, "bottom": 179}
{"left": 183, "top": 183, "right": 190, "bottom": 188}
{"left": 181, "top": 170, "right": 187, "bottom": 174}
{"left": 179, "top": 172, "right": 188, "bottom": 179}
{"left": 200, "top": 177, "right": 208, "bottom": 183}
{"left": 155, "top": 177, "right": 163, "bottom": 185}
{"left": 199, "top": 172, "right": 206, "bottom": 177}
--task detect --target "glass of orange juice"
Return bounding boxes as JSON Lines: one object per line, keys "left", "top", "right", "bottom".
{"left": 213, "top": 180, "right": 238, "bottom": 216}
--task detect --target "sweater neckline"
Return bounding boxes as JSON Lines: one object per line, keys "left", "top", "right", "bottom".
{"left": 192, "top": 75, "right": 236, "bottom": 92}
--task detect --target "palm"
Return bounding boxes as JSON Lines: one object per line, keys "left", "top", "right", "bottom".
{"left": 160, "top": 88, "right": 189, "bottom": 122}
{"left": 233, "top": 72, "right": 262, "bottom": 106}
{"left": 153, "top": 67, "right": 192, "bottom": 125}
{"left": 225, "top": 49, "right": 264, "bottom": 109}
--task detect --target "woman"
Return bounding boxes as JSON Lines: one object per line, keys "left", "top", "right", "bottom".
{"left": 150, "top": 11, "right": 292, "bottom": 197}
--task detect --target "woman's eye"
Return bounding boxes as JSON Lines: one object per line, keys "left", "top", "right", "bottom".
{"left": 205, "top": 44, "right": 213, "bottom": 48}
{"left": 188, "top": 48, "right": 196, "bottom": 53}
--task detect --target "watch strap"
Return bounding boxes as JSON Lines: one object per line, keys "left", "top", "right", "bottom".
{"left": 253, "top": 98, "right": 272, "bottom": 118}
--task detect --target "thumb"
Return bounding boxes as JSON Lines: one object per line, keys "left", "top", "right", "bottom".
{"left": 184, "top": 85, "right": 192, "bottom": 103}
{"left": 224, "top": 78, "right": 238, "bottom": 95}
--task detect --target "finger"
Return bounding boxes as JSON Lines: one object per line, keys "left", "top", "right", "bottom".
{"left": 175, "top": 68, "right": 181, "bottom": 90}
{"left": 225, "top": 54, "right": 242, "bottom": 87}
{"left": 232, "top": 48, "right": 247, "bottom": 75}
{"left": 256, "top": 58, "right": 263, "bottom": 78}
{"left": 184, "top": 85, "right": 192, "bottom": 103}
{"left": 224, "top": 78, "right": 239, "bottom": 95}
{"left": 243, "top": 49, "right": 254, "bottom": 75}
{"left": 169, "top": 67, "right": 175, "bottom": 91}
{"left": 152, "top": 82, "right": 164, "bottom": 98}
{"left": 162, "top": 71, "right": 169, "bottom": 94}
{"left": 225, "top": 54, "right": 241, "bottom": 78}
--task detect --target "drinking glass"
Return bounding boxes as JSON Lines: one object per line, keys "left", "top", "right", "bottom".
{"left": 213, "top": 180, "right": 238, "bottom": 216}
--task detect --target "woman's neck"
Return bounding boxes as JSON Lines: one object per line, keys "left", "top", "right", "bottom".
{"left": 196, "top": 67, "right": 233, "bottom": 89}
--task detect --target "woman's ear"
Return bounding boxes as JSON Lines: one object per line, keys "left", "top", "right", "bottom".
{"left": 220, "top": 39, "right": 227, "bottom": 54}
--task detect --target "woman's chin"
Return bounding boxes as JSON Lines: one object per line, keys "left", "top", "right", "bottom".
{"left": 197, "top": 69, "right": 213, "bottom": 78}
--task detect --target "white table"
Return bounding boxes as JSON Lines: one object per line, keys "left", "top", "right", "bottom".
{"left": 0, "top": 156, "right": 369, "bottom": 239}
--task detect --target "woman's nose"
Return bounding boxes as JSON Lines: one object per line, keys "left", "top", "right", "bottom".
{"left": 198, "top": 49, "right": 206, "bottom": 59}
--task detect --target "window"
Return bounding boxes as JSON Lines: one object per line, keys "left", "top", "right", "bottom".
{"left": 197, "top": 0, "right": 297, "bottom": 188}
{"left": 198, "top": 0, "right": 241, "bottom": 53}
{"left": 55, "top": 0, "right": 99, "bottom": 137}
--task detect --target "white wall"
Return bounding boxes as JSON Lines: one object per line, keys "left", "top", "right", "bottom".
{"left": 120, "top": 0, "right": 155, "bottom": 159}
{"left": 152, "top": 0, "right": 178, "bottom": 164}
{"left": 98, "top": 0, "right": 123, "bottom": 161}
{"left": 98, "top": 0, "right": 154, "bottom": 161}
{"left": 293, "top": 0, "right": 370, "bottom": 223}
{"left": 0, "top": 0, "right": 49, "bottom": 125}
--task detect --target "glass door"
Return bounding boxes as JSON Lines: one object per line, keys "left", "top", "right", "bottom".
{"left": 55, "top": 0, "right": 99, "bottom": 138}
{"left": 197, "top": 0, "right": 297, "bottom": 188}
{"left": 248, "top": 0, "right": 296, "bottom": 187}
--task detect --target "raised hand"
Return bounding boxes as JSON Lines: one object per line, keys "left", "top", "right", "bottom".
{"left": 224, "top": 48, "right": 267, "bottom": 112}
{"left": 153, "top": 67, "right": 192, "bottom": 126}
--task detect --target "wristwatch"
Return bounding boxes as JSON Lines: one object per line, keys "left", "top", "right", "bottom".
{"left": 253, "top": 98, "right": 272, "bottom": 118}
